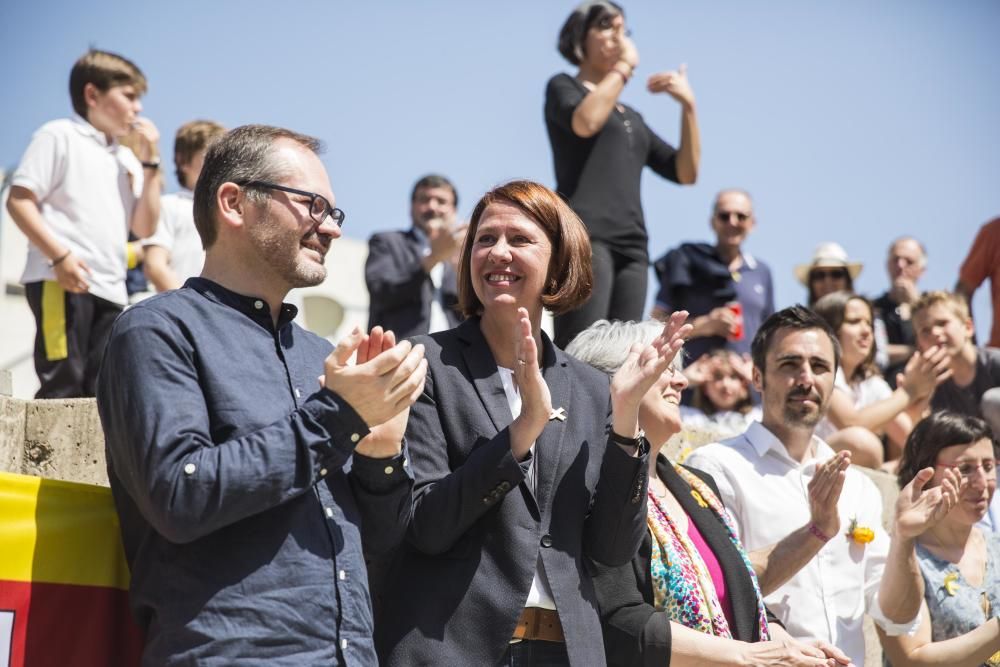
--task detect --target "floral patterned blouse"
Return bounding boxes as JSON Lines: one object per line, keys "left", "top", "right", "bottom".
{"left": 915, "top": 531, "right": 1000, "bottom": 666}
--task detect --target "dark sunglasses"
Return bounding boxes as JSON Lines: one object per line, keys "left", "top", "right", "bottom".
{"left": 810, "top": 268, "right": 849, "bottom": 281}
{"left": 715, "top": 211, "right": 751, "bottom": 223}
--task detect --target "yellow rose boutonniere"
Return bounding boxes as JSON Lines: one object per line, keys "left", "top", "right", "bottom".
{"left": 943, "top": 572, "right": 960, "bottom": 597}
{"left": 690, "top": 489, "right": 708, "bottom": 508}
{"left": 846, "top": 518, "right": 875, "bottom": 544}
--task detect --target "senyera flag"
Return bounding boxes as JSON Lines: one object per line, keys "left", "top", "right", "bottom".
{"left": 0, "top": 471, "right": 143, "bottom": 666}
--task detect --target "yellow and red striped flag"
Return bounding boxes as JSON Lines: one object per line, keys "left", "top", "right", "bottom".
{"left": 0, "top": 471, "right": 142, "bottom": 666}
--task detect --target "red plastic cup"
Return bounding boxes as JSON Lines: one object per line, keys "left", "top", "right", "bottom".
{"left": 727, "top": 302, "right": 744, "bottom": 341}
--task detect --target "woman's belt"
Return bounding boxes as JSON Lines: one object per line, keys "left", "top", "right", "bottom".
{"left": 512, "top": 607, "right": 564, "bottom": 643}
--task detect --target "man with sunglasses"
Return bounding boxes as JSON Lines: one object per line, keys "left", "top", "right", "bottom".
{"left": 96, "top": 124, "right": 426, "bottom": 666}
{"left": 652, "top": 189, "right": 774, "bottom": 365}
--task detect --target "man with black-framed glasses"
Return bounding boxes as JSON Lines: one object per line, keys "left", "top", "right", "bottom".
{"left": 97, "top": 124, "right": 426, "bottom": 666}
{"left": 652, "top": 189, "right": 775, "bottom": 369}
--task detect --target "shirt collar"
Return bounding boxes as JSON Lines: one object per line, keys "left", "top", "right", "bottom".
{"left": 740, "top": 252, "right": 758, "bottom": 270}
{"left": 184, "top": 277, "right": 299, "bottom": 328}
{"left": 743, "top": 420, "right": 833, "bottom": 468}
{"left": 70, "top": 113, "right": 115, "bottom": 148}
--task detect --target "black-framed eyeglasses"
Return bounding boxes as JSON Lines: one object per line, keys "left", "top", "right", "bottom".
{"left": 237, "top": 180, "right": 345, "bottom": 232}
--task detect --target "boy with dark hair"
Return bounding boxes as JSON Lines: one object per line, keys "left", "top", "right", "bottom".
{"left": 144, "top": 119, "right": 226, "bottom": 291}
{"left": 913, "top": 290, "right": 1000, "bottom": 435}
{"left": 6, "top": 48, "right": 161, "bottom": 397}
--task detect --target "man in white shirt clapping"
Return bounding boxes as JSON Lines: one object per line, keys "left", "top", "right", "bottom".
{"left": 686, "top": 305, "right": 961, "bottom": 667}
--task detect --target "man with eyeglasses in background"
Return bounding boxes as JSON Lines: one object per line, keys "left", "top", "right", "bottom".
{"left": 652, "top": 189, "right": 774, "bottom": 366}
{"left": 365, "top": 174, "right": 466, "bottom": 340}
{"left": 96, "top": 124, "right": 427, "bottom": 666}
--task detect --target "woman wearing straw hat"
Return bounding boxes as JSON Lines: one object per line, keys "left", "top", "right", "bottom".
{"left": 794, "top": 242, "right": 863, "bottom": 307}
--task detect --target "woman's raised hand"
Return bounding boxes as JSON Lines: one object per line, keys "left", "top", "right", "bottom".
{"left": 509, "top": 308, "right": 553, "bottom": 459}
{"left": 647, "top": 63, "right": 696, "bottom": 109}
{"left": 609, "top": 311, "right": 692, "bottom": 438}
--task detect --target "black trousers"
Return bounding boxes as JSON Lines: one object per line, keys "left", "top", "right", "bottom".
{"left": 498, "top": 640, "right": 570, "bottom": 666}
{"left": 554, "top": 241, "right": 648, "bottom": 349}
{"left": 25, "top": 281, "right": 123, "bottom": 398}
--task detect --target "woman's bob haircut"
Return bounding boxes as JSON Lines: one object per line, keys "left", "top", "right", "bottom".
{"left": 557, "top": 1, "right": 625, "bottom": 66}
{"left": 457, "top": 180, "right": 593, "bottom": 318}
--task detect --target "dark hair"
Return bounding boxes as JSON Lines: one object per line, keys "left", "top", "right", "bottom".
{"left": 192, "top": 124, "right": 323, "bottom": 249}
{"left": 751, "top": 305, "right": 841, "bottom": 375}
{"left": 174, "top": 120, "right": 227, "bottom": 189}
{"left": 897, "top": 412, "right": 997, "bottom": 489}
{"left": 691, "top": 349, "right": 754, "bottom": 416}
{"left": 557, "top": 1, "right": 624, "bottom": 66}
{"left": 457, "top": 180, "right": 592, "bottom": 317}
{"left": 812, "top": 291, "right": 878, "bottom": 382}
{"left": 808, "top": 270, "right": 854, "bottom": 306}
{"left": 411, "top": 174, "right": 458, "bottom": 209}
{"left": 69, "top": 49, "right": 147, "bottom": 119}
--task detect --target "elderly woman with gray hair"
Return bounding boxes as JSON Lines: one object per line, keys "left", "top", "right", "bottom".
{"left": 545, "top": 1, "right": 700, "bottom": 349}
{"left": 568, "top": 320, "right": 852, "bottom": 666}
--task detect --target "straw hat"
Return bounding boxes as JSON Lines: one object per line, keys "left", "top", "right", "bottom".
{"left": 794, "top": 242, "right": 863, "bottom": 286}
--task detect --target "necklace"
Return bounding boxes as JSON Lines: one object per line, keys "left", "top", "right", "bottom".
{"left": 649, "top": 479, "right": 668, "bottom": 499}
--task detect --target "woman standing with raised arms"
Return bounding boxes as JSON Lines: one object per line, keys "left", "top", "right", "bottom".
{"left": 546, "top": 1, "right": 700, "bottom": 348}
{"left": 374, "top": 180, "right": 691, "bottom": 666}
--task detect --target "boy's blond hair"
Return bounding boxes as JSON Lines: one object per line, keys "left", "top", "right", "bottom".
{"left": 913, "top": 290, "right": 971, "bottom": 322}
{"left": 174, "top": 120, "right": 227, "bottom": 188}
{"left": 69, "top": 49, "right": 147, "bottom": 119}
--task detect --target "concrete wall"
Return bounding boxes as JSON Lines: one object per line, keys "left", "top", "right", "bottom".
{"left": 0, "top": 396, "right": 107, "bottom": 486}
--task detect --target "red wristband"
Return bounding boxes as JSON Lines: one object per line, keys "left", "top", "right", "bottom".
{"left": 808, "top": 523, "right": 831, "bottom": 542}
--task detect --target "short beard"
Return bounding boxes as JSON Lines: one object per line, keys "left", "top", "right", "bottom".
{"left": 249, "top": 204, "right": 328, "bottom": 288}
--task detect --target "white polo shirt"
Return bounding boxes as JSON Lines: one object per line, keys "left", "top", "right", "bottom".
{"left": 685, "top": 421, "right": 920, "bottom": 667}
{"left": 11, "top": 114, "right": 143, "bottom": 306}
{"left": 142, "top": 190, "right": 204, "bottom": 288}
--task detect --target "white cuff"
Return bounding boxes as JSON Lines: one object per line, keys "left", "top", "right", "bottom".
{"left": 869, "top": 595, "right": 921, "bottom": 637}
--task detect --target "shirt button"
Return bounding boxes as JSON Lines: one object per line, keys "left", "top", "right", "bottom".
{"left": 339, "top": 569, "right": 346, "bottom": 580}
{"left": 183, "top": 463, "right": 196, "bottom": 475}
{"left": 325, "top": 507, "right": 334, "bottom": 518}
{"left": 340, "top": 638, "right": 348, "bottom": 650}
{"left": 253, "top": 300, "right": 264, "bottom": 310}
{"left": 402, "top": 459, "right": 409, "bottom": 467}
{"left": 350, "top": 433, "right": 360, "bottom": 443}
{"left": 540, "top": 534, "right": 553, "bottom": 548}
{"left": 384, "top": 465, "right": 394, "bottom": 475}
{"left": 295, "top": 387, "right": 302, "bottom": 398}
{"left": 319, "top": 468, "right": 328, "bottom": 477}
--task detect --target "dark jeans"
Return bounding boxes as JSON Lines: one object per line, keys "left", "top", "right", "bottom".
{"left": 25, "top": 281, "right": 122, "bottom": 398}
{"left": 498, "top": 640, "right": 570, "bottom": 666}
{"left": 554, "top": 241, "right": 648, "bottom": 349}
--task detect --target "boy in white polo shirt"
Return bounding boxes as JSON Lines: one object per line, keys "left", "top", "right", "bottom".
{"left": 6, "top": 49, "right": 162, "bottom": 398}
{"left": 143, "top": 119, "right": 225, "bottom": 292}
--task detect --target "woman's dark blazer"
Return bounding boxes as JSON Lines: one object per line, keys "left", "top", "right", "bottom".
{"left": 590, "top": 456, "right": 780, "bottom": 667}
{"left": 375, "top": 318, "right": 650, "bottom": 666}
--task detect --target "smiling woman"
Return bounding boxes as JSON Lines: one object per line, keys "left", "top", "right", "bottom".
{"left": 374, "top": 180, "right": 692, "bottom": 666}
{"left": 881, "top": 412, "right": 1000, "bottom": 667}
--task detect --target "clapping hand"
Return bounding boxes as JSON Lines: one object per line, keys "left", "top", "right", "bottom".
{"left": 322, "top": 326, "right": 427, "bottom": 458}
{"left": 808, "top": 451, "right": 851, "bottom": 540}
{"left": 509, "top": 308, "right": 552, "bottom": 459}
{"left": 609, "top": 311, "right": 692, "bottom": 439}
{"left": 898, "top": 345, "right": 952, "bottom": 403}
{"left": 894, "top": 466, "right": 962, "bottom": 540}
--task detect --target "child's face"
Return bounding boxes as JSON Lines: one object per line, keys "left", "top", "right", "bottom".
{"left": 914, "top": 302, "right": 974, "bottom": 356}
{"left": 86, "top": 83, "right": 142, "bottom": 138}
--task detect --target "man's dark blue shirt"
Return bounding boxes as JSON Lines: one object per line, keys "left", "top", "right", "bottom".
{"left": 97, "top": 277, "right": 411, "bottom": 666}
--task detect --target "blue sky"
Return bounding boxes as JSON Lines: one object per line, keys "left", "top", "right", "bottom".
{"left": 2, "top": 0, "right": 999, "bottom": 338}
